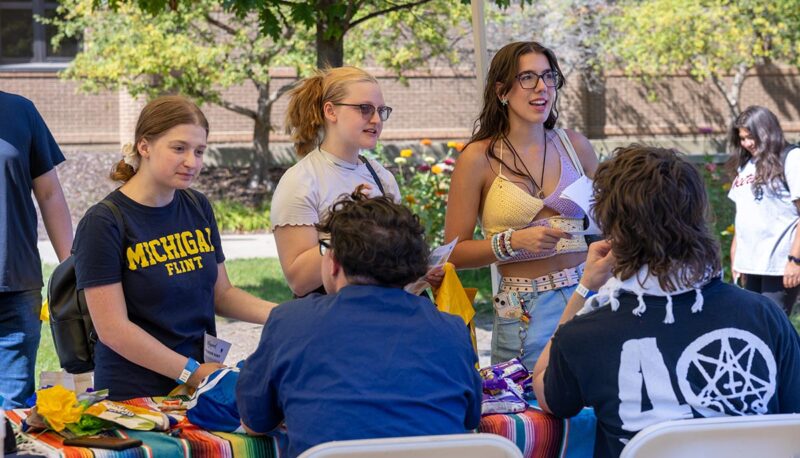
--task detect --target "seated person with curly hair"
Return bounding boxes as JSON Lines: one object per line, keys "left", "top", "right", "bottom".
{"left": 236, "top": 187, "right": 482, "bottom": 458}
{"left": 531, "top": 145, "right": 800, "bottom": 458}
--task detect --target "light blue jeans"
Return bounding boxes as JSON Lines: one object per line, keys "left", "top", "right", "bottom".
{"left": 0, "top": 290, "right": 42, "bottom": 409}
{"left": 491, "top": 283, "right": 578, "bottom": 370}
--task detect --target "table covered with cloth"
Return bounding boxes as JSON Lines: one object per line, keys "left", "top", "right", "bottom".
{"left": 6, "top": 397, "right": 281, "bottom": 458}
{"left": 479, "top": 401, "right": 596, "bottom": 458}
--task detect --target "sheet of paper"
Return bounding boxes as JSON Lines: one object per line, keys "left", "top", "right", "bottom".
{"left": 560, "top": 176, "right": 602, "bottom": 235}
{"left": 405, "top": 237, "right": 460, "bottom": 296}
{"left": 428, "top": 236, "right": 458, "bottom": 267}
{"left": 204, "top": 333, "right": 232, "bottom": 364}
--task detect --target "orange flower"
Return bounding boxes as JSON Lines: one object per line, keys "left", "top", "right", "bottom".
{"left": 455, "top": 142, "right": 465, "bottom": 152}
{"left": 420, "top": 138, "right": 432, "bottom": 146}
{"left": 405, "top": 195, "right": 417, "bottom": 204}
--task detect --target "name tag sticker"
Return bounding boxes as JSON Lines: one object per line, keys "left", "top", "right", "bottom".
{"left": 204, "top": 333, "right": 232, "bottom": 364}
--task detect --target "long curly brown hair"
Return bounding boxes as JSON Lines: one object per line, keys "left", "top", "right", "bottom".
{"left": 726, "top": 105, "right": 789, "bottom": 198}
{"left": 592, "top": 145, "right": 721, "bottom": 290}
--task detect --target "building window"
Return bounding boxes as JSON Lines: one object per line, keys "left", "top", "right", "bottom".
{"left": 0, "top": 0, "right": 79, "bottom": 64}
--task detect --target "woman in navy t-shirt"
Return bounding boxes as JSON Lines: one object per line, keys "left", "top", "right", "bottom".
{"left": 73, "top": 96, "right": 277, "bottom": 400}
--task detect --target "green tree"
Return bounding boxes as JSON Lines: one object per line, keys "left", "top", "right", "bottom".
{"left": 49, "top": 0, "right": 314, "bottom": 186}
{"left": 53, "top": 0, "right": 472, "bottom": 187}
{"left": 601, "top": 0, "right": 800, "bottom": 121}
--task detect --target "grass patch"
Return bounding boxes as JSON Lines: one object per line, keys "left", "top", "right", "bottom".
{"left": 223, "top": 258, "right": 293, "bottom": 304}
{"left": 212, "top": 200, "right": 271, "bottom": 233}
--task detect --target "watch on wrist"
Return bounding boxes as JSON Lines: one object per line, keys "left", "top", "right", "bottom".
{"left": 176, "top": 357, "right": 200, "bottom": 385}
{"left": 789, "top": 255, "right": 800, "bottom": 265}
{"left": 576, "top": 283, "right": 596, "bottom": 299}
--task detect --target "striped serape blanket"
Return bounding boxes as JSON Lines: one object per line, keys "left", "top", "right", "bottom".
{"left": 7, "top": 396, "right": 280, "bottom": 458}
{"left": 479, "top": 402, "right": 596, "bottom": 458}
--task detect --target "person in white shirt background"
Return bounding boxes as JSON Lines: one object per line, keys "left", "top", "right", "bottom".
{"left": 727, "top": 105, "right": 800, "bottom": 316}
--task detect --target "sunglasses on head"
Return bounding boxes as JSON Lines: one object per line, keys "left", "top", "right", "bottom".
{"left": 334, "top": 103, "right": 393, "bottom": 122}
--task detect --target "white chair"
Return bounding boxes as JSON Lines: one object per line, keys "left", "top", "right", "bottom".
{"left": 620, "top": 414, "right": 800, "bottom": 458}
{"left": 298, "top": 433, "right": 523, "bottom": 458}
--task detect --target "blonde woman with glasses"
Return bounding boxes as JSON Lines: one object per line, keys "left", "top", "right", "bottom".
{"left": 272, "top": 67, "right": 402, "bottom": 297}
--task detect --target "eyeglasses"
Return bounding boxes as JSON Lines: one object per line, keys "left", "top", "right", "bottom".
{"left": 516, "top": 70, "right": 561, "bottom": 89}
{"left": 333, "top": 103, "right": 393, "bottom": 122}
{"left": 318, "top": 239, "right": 331, "bottom": 256}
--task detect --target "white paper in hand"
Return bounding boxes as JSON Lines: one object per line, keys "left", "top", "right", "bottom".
{"left": 204, "top": 333, "right": 232, "bottom": 364}
{"left": 428, "top": 236, "right": 458, "bottom": 267}
{"left": 560, "top": 176, "right": 602, "bottom": 235}
{"left": 404, "top": 237, "right": 459, "bottom": 296}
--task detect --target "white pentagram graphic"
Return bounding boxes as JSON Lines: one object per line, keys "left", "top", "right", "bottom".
{"left": 676, "top": 328, "right": 776, "bottom": 417}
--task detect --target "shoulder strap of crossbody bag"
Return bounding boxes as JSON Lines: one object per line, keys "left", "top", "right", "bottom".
{"left": 359, "top": 155, "right": 386, "bottom": 195}
{"left": 555, "top": 128, "right": 584, "bottom": 177}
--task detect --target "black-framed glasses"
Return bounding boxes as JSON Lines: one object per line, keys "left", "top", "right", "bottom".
{"left": 516, "top": 70, "right": 561, "bottom": 89}
{"left": 333, "top": 103, "right": 393, "bottom": 122}
{"left": 318, "top": 239, "right": 331, "bottom": 256}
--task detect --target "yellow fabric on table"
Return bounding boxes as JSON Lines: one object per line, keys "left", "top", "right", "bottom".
{"left": 434, "top": 262, "right": 478, "bottom": 355}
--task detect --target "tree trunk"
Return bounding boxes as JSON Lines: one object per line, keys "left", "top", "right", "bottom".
{"left": 711, "top": 63, "right": 748, "bottom": 124}
{"left": 250, "top": 82, "right": 274, "bottom": 189}
{"left": 316, "top": 0, "right": 345, "bottom": 68}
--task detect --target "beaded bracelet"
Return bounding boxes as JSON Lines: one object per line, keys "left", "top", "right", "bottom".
{"left": 503, "top": 228, "right": 516, "bottom": 257}
{"left": 492, "top": 233, "right": 511, "bottom": 261}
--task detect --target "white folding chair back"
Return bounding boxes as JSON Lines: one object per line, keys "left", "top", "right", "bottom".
{"left": 298, "top": 433, "right": 523, "bottom": 458}
{"left": 620, "top": 414, "right": 800, "bottom": 458}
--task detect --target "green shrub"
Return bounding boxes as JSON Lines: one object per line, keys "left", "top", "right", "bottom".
{"left": 211, "top": 200, "right": 271, "bottom": 233}
{"left": 700, "top": 156, "right": 736, "bottom": 282}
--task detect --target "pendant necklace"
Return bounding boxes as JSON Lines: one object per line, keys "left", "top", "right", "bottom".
{"left": 502, "top": 133, "right": 547, "bottom": 199}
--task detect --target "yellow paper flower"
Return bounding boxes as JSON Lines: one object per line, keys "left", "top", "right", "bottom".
{"left": 431, "top": 164, "right": 444, "bottom": 175}
{"left": 726, "top": 224, "right": 735, "bottom": 234}
{"left": 400, "top": 149, "right": 413, "bottom": 158}
{"left": 447, "top": 141, "right": 457, "bottom": 148}
{"left": 722, "top": 182, "right": 731, "bottom": 191}
{"left": 420, "top": 138, "right": 432, "bottom": 146}
{"left": 36, "top": 385, "right": 83, "bottom": 432}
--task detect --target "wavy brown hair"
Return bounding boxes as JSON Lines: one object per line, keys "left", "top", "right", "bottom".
{"left": 592, "top": 145, "right": 721, "bottom": 290}
{"left": 285, "top": 66, "right": 378, "bottom": 158}
{"left": 111, "top": 95, "right": 209, "bottom": 182}
{"left": 726, "top": 105, "right": 789, "bottom": 197}
{"left": 315, "top": 185, "right": 429, "bottom": 288}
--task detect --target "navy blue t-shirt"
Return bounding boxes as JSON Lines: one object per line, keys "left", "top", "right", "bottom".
{"left": 236, "top": 285, "right": 483, "bottom": 458}
{"left": 543, "top": 279, "right": 800, "bottom": 458}
{"left": 74, "top": 188, "right": 225, "bottom": 400}
{"left": 0, "top": 92, "right": 65, "bottom": 292}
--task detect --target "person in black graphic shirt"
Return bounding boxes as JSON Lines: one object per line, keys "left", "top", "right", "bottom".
{"left": 531, "top": 145, "right": 800, "bottom": 458}
{"left": 73, "top": 96, "right": 277, "bottom": 400}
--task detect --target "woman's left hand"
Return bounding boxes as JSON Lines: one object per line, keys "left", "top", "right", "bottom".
{"left": 424, "top": 265, "right": 445, "bottom": 289}
{"left": 784, "top": 261, "right": 800, "bottom": 288}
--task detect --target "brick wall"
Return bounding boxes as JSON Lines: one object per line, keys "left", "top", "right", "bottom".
{"left": 4, "top": 65, "right": 800, "bottom": 148}
{"left": 0, "top": 72, "right": 119, "bottom": 144}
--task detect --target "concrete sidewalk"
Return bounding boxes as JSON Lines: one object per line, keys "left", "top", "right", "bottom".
{"left": 37, "top": 232, "right": 279, "bottom": 265}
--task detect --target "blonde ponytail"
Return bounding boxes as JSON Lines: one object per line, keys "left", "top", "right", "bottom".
{"left": 285, "top": 66, "right": 379, "bottom": 158}
{"left": 285, "top": 73, "right": 326, "bottom": 158}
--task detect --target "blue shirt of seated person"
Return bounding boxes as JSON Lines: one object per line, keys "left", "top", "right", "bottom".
{"left": 236, "top": 190, "right": 482, "bottom": 458}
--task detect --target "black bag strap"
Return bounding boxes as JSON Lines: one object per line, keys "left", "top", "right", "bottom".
{"left": 181, "top": 188, "right": 210, "bottom": 225}
{"left": 99, "top": 199, "right": 127, "bottom": 244}
{"left": 780, "top": 144, "right": 796, "bottom": 193}
{"left": 359, "top": 155, "right": 386, "bottom": 196}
